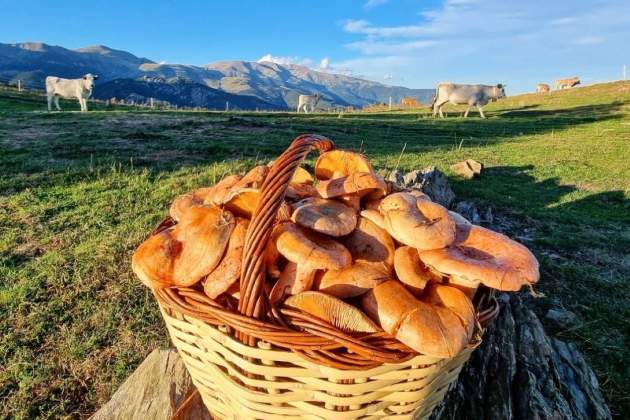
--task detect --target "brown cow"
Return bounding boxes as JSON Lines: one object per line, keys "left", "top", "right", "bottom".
{"left": 536, "top": 83, "right": 550, "bottom": 93}
{"left": 555, "top": 77, "right": 580, "bottom": 90}
{"left": 400, "top": 97, "right": 419, "bottom": 107}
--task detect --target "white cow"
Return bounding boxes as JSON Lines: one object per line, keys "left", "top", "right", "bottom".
{"left": 46, "top": 73, "right": 98, "bottom": 112}
{"left": 432, "top": 83, "right": 505, "bottom": 119}
{"left": 296, "top": 94, "right": 321, "bottom": 113}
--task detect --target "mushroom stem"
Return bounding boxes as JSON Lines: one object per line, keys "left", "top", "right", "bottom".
{"left": 448, "top": 282, "right": 479, "bottom": 300}
{"left": 269, "top": 262, "right": 316, "bottom": 304}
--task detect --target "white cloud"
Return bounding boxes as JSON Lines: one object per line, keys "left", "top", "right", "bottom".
{"left": 257, "top": 53, "right": 313, "bottom": 67}
{"left": 257, "top": 53, "right": 358, "bottom": 77}
{"left": 364, "top": 0, "right": 389, "bottom": 10}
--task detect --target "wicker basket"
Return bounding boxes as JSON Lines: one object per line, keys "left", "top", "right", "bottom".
{"left": 151, "top": 134, "right": 500, "bottom": 419}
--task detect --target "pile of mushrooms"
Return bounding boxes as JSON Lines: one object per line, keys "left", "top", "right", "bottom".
{"left": 133, "top": 149, "right": 539, "bottom": 358}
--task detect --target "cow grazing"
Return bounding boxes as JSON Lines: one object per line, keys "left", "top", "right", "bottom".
{"left": 46, "top": 74, "right": 98, "bottom": 112}
{"left": 537, "top": 83, "right": 551, "bottom": 93}
{"left": 554, "top": 77, "right": 580, "bottom": 90}
{"left": 296, "top": 94, "right": 321, "bottom": 113}
{"left": 432, "top": 83, "right": 505, "bottom": 119}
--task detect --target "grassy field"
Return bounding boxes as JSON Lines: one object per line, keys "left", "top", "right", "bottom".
{"left": 1, "top": 82, "right": 629, "bottom": 419}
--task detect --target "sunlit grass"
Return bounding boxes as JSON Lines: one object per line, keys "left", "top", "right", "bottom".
{"left": 0, "top": 81, "right": 629, "bottom": 418}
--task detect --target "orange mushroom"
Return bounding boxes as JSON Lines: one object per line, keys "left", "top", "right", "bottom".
{"left": 379, "top": 192, "right": 456, "bottom": 250}
{"left": 132, "top": 206, "right": 235, "bottom": 288}
{"left": 222, "top": 187, "right": 259, "bottom": 218}
{"left": 359, "top": 208, "right": 386, "bottom": 230}
{"left": 316, "top": 172, "right": 387, "bottom": 200}
{"left": 169, "top": 174, "right": 241, "bottom": 221}
{"left": 393, "top": 246, "right": 438, "bottom": 294}
{"left": 270, "top": 223, "right": 352, "bottom": 303}
{"left": 285, "top": 291, "right": 379, "bottom": 333}
{"left": 424, "top": 284, "right": 476, "bottom": 341}
{"left": 419, "top": 224, "right": 540, "bottom": 292}
{"left": 340, "top": 216, "right": 395, "bottom": 268}
{"left": 291, "top": 166, "right": 315, "bottom": 184}
{"left": 203, "top": 218, "right": 248, "bottom": 299}
{"left": 291, "top": 198, "right": 357, "bottom": 237}
{"left": 362, "top": 280, "right": 468, "bottom": 358}
{"left": 317, "top": 261, "right": 391, "bottom": 298}
{"left": 314, "top": 150, "right": 374, "bottom": 180}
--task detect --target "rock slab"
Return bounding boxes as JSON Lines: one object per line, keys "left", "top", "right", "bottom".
{"left": 450, "top": 159, "right": 483, "bottom": 179}
{"left": 388, "top": 167, "right": 456, "bottom": 208}
{"left": 90, "top": 348, "right": 211, "bottom": 420}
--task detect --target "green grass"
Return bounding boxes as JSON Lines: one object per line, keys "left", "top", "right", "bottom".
{"left": 1, "top": 82, "right": 629, "bottom": 418}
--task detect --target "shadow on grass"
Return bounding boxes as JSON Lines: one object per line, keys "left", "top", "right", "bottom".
{"left": 450, "top": 164, "right": 630, "bottom": 415}
{"left": 450, "top": 165, "right": 629, "bottom": 227}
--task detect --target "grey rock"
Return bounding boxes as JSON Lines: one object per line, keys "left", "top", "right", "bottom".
{"left": 90, "top": 348, "right": 211, "bottom": 420}
{"left": 390, "top": 167, "right": 455, "bottom": 208}
{"left": 484, "top": 206, "right": 494, "bottom": 224}
{"left": 387, "top": 169, "right": 405, "bottom": 186}
{"left": 545, "top": 308, "right": 580, "bottom": 329}
{"left": 453, "top": 201, "right": 481, "bottom": 225}
{"left": 429, "top": 294, "right": 611, "bottom": 420}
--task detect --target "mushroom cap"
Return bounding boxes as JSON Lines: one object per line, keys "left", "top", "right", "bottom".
{"left": 291, "top": 166, "right": 315, "bottom": 184}
{"left": 169, "top": 173, "right": 242, "bottom": 221}
{"left": 396, "top": 302, "right": 468, "bottom": 358}
{"left": 285, "top": 291, "right": 379, "bottom": 333}
{"left": 273, "top": 223, "right": 352, "bottom": 271}
{"left": 379, "top": 192, "right": 456, "bottom": 250}
{"left": 418, "top": 224, "right": 540, "bottom": 291}
{"left": 206, "top": 174, "right": 243, "bottom": 206}
{"left": 268, "top": 262, "right": 316, "bottom": 304}
{"left": 424, "top": 284, "right": 476, "bottom": 341}
{"left": 394, "top": 246, "right": 436, "bottom": 294}
{"left": 340, "top": 216, "right": 395, "bottom": 267}
{"left": 286, "top": 183, "right": 319, "bottom": 201}
{"left": 223, "top": 187, "right": 259, "bottom": 218}
{"left": 407, "top": 190, "right": 432, "bottom": 202}
{"left": 203, "top": 218, "right": 248, "bottom": 299}
{"left": 233, "top": 165, "right": 269, "bottom": 189}
{"left": 132, "top": 206, "right": 235, "bottom": 288}
{"left": 314, "top": 150, "right": 374, "bottom": 180}
{"left": 361, "top": 280, "right": 420, "bottom": 335}
{"left": 316, "top": 172, "right": 387, "bottom": 199}
{"left": 317, "top": 261, "right": 391, "bottom": 298}
{"left": 359, "top": 209, "right": 386, "bottom": 230}
{"left": 169, "top": 187, "right": 215, "bottom": 221}
{"left": 291, "top": 198, "right": 357, "bottom": 237}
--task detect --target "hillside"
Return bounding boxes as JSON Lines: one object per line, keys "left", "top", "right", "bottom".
{"left": 0, "top": 81, "right": 628, "bottom": 418}
{"left": 0, "top": 42, "right": 151, "bottom": 87}
{"left": 0, "top": 42, "right": 433, "bottom": 109}
{"left": 93, "top": 77, "right": 280, "bottom": 110}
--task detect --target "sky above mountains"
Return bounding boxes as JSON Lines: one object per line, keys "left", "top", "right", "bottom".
{"left": 2, "top": 0, "right": 629, "bottom": 93}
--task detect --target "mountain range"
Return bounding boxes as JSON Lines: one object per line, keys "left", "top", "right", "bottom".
{"left": 0, "top": 42, "right": 433, "bottom": 110}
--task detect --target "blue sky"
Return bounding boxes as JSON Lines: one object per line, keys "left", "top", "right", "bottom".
{"left": 2, "top": 0, "right": 629, "bottom": 93}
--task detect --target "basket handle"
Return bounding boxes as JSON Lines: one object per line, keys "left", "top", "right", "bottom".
{"left": 238, "top": 134, "right": 334, "bottom": 322}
